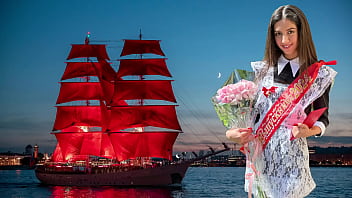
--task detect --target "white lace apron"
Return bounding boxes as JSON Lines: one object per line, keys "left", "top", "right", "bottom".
{"left": 244, "top": 61, "right": 337, "bottom": 198}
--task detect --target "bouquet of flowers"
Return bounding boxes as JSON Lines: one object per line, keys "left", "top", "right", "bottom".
{"left": 212, "top": 70, "right": 258, "bottom": 129}
{"left": 212, "top": 70, "right": 265, "bottom": 197}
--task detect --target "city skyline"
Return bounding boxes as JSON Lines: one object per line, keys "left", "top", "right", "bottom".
{"left": 0, "top": 0, "right": 351, "bottom": 153}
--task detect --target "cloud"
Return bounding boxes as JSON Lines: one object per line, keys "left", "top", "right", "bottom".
{"left": 1, "top": 107, "right": 351, "bottom": 154}
{"left": 0, "top": 115, "right": 54, "bottom": 153}
{"left": 332, "top": 112, "right": 352, "bottom": 120}
{"left": 174, "top": 111, "right": 352, "bottom": 152}
{"left": 328, "top": 112, "right": 352, "bottom": 136}
{"left": 0, "top": 115, "right": 52, "bottom": 130}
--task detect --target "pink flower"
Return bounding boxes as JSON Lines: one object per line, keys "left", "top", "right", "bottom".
{"left": 216, "top": 80, "right": 257, "bottom": 104}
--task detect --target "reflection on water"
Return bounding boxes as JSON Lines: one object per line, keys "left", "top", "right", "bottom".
{"left": 1, "top": 168, "right": 351, "bottom": 197}
{"left": 49, "top": 186, "right": 183, "bottom": 198}
{"left": 0, "top": 170, "right": 185, "bottom": 198}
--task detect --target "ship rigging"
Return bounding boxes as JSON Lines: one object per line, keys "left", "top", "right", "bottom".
{"left": 35, "top": 32, "right": 229, "bottom": 186}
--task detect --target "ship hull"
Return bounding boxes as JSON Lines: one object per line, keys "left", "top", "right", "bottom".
{"left": 35, "top": 162, "right": 191, "bottom": 186}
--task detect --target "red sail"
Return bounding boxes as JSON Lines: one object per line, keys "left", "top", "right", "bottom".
{"left": 108, "top": 105, "right": 182, "bottom": 131}
{"left": 112, "top": 80, "right": 176, "bottom": 104}
{"left": 100, "top": 80, "right": 115, "bottom": 104}
{"left": 79, "top": 133, "right": 115, "bottom": 158}
{"left": 61, "top": 62, "right": 98, "bottom": 80}
{"left": 54, "top": 132, "right": 116, "bottom": 160}
{"left": 109, "top": 132, "right": 179, "bottom": 161}
{"left": 117, "top": 59, "right": 172, "bottom": 77}
{"left": 93, "top": 60, "right": 117, "bottom": 104}
{"left": 54, "top": 132, "right": 85, "bottom": 161}
{"left": 80, "top": 132, "right": 103, "bottom": 157}
{"left": 61, "top": 61, "right": 116, "bottom": 81}
{"left": 56, "top": 82, "right": 103, "bottom": 104}
{"left": 51, "top": 143, "right": 64, "bottom": 162}
{"left": 93, "top": 59, "right": 117, "bottom": 82}
{"left": 53, "top": 106, "right": 105, "bottom": 131}
{"left": 67, "top": 44, "right": 110, "bottom": 60}
{"left": 61, "top": 126, "right": 85, "bottom": 132}
{"left": 81, "top": 133, "right": 115, "bottom": 158}
{"left": 120, "top": 40, "right": 165, "bottom": 56}
{"left": 100, "top": 133, "right": 116, "bottom": 158}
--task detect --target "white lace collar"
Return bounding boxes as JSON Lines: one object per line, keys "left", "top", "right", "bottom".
{"left": 277, "top": 55, "right": 300, "bottom": 76}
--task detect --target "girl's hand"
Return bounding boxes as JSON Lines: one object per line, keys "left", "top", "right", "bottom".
{"left": 226, "top": 128, "right": 255, "bottom": 145}
{"left": 292, "top": 123, "right": 322, "bottom": 138}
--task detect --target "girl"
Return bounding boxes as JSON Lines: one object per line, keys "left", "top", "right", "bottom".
{"left": 226, "top": 5, "right": 337, "bottom": 198}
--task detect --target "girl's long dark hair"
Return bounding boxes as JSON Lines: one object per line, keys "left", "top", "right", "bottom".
{"left": 258, "top": 5, "right": 317, "bottom": 81}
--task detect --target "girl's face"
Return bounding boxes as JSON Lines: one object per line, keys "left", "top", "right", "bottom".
{"left": 274, "top": 19, "right": 299, "bottom": 60}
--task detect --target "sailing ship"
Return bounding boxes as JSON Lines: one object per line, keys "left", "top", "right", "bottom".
{"left": 35, "top": 33, "right": 229, "bottom": 186}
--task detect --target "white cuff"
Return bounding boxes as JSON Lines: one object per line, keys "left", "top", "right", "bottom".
{"left": 313, "top": 121, "right": 326, "bottom": 137}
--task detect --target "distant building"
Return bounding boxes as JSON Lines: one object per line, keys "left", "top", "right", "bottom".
{"left": 25, "top": 144, "right": 33, "bottom": 155}
{"left": 192, "top": 146, "right": 352, "bottom": 167}
{"left": 0, "top": 154, "right": 23, "bottom": 166}
{"left": 0, "top": 144, "right": 40, "bottom": 168}
{"left": 309, "top": 146, "right": 352, "bottom": 165}
{"left": 34, "top": 144, "right": 39, "bottom": 159}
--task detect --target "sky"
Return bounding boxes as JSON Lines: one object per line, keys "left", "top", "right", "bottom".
{"left": 0, "top": 0, "right": 351, "bottom": 154}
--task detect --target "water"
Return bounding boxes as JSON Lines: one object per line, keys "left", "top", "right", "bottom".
{"left": 0, "top": 167, "right": 351, "bottom": 197}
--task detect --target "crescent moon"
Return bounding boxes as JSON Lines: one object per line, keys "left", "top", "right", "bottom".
{"left": 217, "top": 72, "right": 221, "bottom": 78}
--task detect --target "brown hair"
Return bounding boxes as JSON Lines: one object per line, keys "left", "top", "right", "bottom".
{"left": 262, "top": 5, "right": 317, "bottom": 75}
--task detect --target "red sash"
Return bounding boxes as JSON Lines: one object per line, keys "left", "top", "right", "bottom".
{"left": 256, "top": 60, "right": 336, "bottom": 149}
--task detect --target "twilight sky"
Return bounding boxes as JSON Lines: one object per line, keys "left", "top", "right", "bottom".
{"left": 0, "top": 0, "right": 351, "bottom": 153}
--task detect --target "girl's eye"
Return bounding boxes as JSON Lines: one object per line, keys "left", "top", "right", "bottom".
{"left": 274, "top": 32, "right": 281, "bottom": 37}
{"left": 288, "top": 30, "right": 295, "bottom": 35}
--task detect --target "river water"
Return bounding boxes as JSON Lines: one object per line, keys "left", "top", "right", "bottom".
{"left": 0, "top": 167, "right": 351, "bottom": 197}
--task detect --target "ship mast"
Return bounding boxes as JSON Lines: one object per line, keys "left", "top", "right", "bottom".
{"left": 139, "top": 30, "right": 144, "bottom": 132}
{"left": 139, "top": 29, "right": 144, "bottom": 107}
{"left": 108, "top": 32, "right": 181, "bottom": 161}
{"left": 85, "top": 32, "right": 91, "bottom": 107}
{"left": 51, "top": 33, "right": 115, "bottom": 161}
{"left": 53, "top": 32, "right": 182, "bottom": 162}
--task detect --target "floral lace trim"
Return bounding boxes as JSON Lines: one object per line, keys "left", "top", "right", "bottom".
{"left": 245, "top": 62, "right": 337, "bottom": 198}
